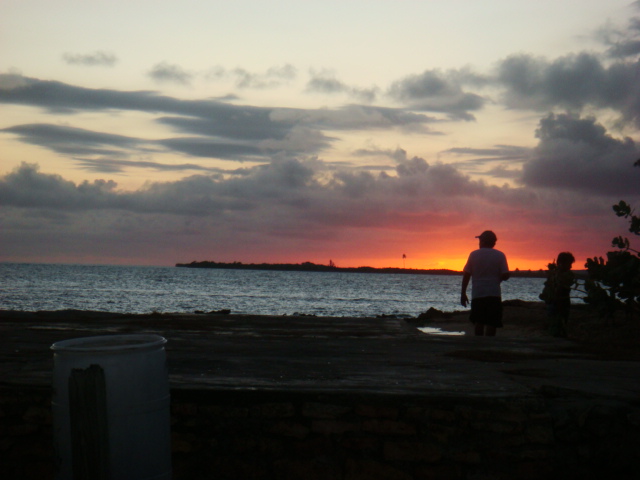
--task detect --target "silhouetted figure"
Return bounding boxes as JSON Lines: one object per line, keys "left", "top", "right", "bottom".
{"left": 461, "top": 231, "right": 510, "bottom": 336}
{"left": 540, "top": 252, "right": 575, "bottom": 337}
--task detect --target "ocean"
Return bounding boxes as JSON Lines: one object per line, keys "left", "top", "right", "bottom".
{"left": 0, "top": 263, "right": 548, "bottom": 318}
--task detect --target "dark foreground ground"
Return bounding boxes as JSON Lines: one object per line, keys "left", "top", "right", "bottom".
{"left": 2, "top": 302, "right": 639, "bottom": 399}
{"left": 2, "top": 302, "right": 640, "bottom": 479}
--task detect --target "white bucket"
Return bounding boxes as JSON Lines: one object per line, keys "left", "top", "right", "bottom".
{"left": 51, "top": 334, "right": 171, "bottom": 480}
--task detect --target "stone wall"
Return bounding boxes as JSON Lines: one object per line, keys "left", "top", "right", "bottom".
{"left": 2, "top": 386, "right": 640, "bottom": 479}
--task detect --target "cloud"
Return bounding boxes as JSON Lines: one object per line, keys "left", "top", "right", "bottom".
{"left": 155, "top": 112, "right": 290, "bottom": 141}
{"left": 521, "top": 113, "right": 640, "bottom": 195}
{"left": 352, "top": 147, "right": 430, "bottom": 176}
{"left": 387, "top": 68, "right": 487, "bottom": 121}
{"left": 156, "top": 137, "right": 266, "bottom": 160}
{"left": 0, "top": 121, "right": 284, "bottom": 165}
{"left": 233, "top": 64, "right": 297, "bottom": 88}
{"left": 62, "top": 51, "right": 117, "bottom": 67}
{"left": 203, "top": 64, "right": 297, "bottom": 89}
{"left": 0, "top": 160, "right": 317, "bottom": 216}
{"left": 270, "top": 105, "right": 437, "bottom": 132}
{"left": 1, "top": 151, "right": 536, "bottom": 225}
{"left": 1, "top": 154, "right": 625, "bottom": 267}
{"left": 598, "top": 5, "right": 640, "bottom": 59}
{"left": 496, "top": 52, "right": 640, "bottom": 128}
{"left": 1, "top": 123, "right": 144, "bottom": 157}
{"left": 257, "top": 127, "right": 332, "bottom": 155}
{"left": 497, "top": 53, "right": 604, "bottom": 109}
{"left": 0, "top": 75, "right": 433, "bottom": 165}
{"left": 305, "top": 71, "right": 378, "bottom": 103}
{"left": 441, "top": 146, "right": 531, "bottom": 163}
{"left": 434, "top": 145, "right": 532, "bottom": 179}
{"left": 0, "top": 75, "right": 433, "bottom": 137}
{"left": 74, "top": 158, "right": 244, "bottom": 175}
{"left": 148, "top": 62, "right": 194, "bottom": 85}
{"left": 0, "top": 163, "right": 120, "bottom": 210}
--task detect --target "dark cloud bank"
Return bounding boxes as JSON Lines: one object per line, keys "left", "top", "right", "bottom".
{"left": 2, "top": 10, "right": 640, "bottom": 263}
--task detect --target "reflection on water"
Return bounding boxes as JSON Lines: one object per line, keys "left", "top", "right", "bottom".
{"left": 418, "top": 327, "right": 465, "bottom": 336}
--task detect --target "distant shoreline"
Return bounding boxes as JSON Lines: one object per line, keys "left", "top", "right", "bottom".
{"left": 175, "top": 260, "right": 549, "bottom": 278}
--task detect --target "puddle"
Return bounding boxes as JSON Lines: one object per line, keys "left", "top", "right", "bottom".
{"left": 418, "top": 327, "right": 465, "bottom": 336}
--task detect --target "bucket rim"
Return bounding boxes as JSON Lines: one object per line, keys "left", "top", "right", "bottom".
{"left": 51, "top": 334, "right": 167, "bottom": 353}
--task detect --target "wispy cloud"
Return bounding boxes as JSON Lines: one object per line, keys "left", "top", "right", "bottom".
{"left": 148, "top": 62, "right": 194, "bottom": 85}
{"left": 305, "top": 70, "right": 379, "bottom": 103}
{"left": 1, "top": 123, "right": 144, "bottom": 157}
{"left": 0, "top": 74, "right": 435, "bottom": 167}
{"left": 62, "top": 51, "right": 117, "bottom": 67}
{"left": 204, "top": 64, "right": 297, "bottom": 89}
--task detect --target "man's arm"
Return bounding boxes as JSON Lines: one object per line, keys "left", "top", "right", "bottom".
{"left": 501, "top": 253, "right": 510, "bottom": 282}
{"left": 461, "top": 272, "right": 471, "bottom": 307}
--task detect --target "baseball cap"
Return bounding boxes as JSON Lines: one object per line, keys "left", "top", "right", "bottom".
{"left": 475, "top": 230, "right": 497, "bottom": 242}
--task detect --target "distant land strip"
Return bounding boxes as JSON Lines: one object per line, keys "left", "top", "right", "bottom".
{"left": 175, "top": 261, "right": 549, "bottom": 277}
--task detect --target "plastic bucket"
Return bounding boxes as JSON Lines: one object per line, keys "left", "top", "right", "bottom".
{"left": 51, "top": 334, "right": 171, "bottom": 480}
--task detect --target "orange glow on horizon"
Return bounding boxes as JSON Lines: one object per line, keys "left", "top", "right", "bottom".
{"left": 11, "top": 253, "right": 574, "bottom": 273}
{"left": 307, "top": 256, "right": 553, "bottom": 273}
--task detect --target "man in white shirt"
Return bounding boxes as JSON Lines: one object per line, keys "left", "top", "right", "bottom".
{"left": 460, "top": 230, "right": 510, "bottom": 336}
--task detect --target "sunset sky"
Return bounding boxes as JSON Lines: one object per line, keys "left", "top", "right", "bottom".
{"left": 2, "top": 0, "right": 640, "bottom": 271}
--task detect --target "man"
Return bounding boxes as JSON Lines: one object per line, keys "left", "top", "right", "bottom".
{"left": 460, "top": 230, "right": 510, "bottom": 336}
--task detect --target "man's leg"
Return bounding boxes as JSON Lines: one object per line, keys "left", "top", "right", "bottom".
{"left": 485, "top": 325, "right": 497, "bottom": 336}
{"left": 474, "top": 323, "right": 485, "bottom": 336}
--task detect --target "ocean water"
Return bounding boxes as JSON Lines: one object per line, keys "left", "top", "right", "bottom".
{"left": 0, "top": 263, "right": 547, "bottom": 318}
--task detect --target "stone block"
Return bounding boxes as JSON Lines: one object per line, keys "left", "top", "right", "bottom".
{"left": 414, "top": 463, "right": 463, "bottom": 480}
{"left": 340, "top": 435, "right": 381, "bottom": 453}
{"left": 447, "top": 450, "right": 481, "bottom": 464}
{"left": 312, "top": 419, "right": 361, "bottom": 435}
{"left": 356, "top": 404, "right": 399, "bottom": 419}
{"left": 172, "top": 402, "right": 198, "bottom": 416}
{"left": 626, "top": 411, "right": 640, "bottom": 427}
{"left": 22, "top": 406, "right": 51, "bottom": 425}
{"left": 525, "top": 425, "right": 555, "bottom": 444}
{"left": 302, "top": 402, "right": 352, "bottom": 419}
{"left": 250, "top": 402, "right": 295, "bottom": 418}
{"left": 470, "top": 420, "right": 520, "bottom": 434}
{"left": 502, "top": 434, "right": 527, "bottom": 447}
{"left": 517, "top": 448, "right": 552, "bottom": 460}
{"left": 267, "top": 420, "right": 310, "bottom": 439}
{"left": 404, "top": 406, "right": 427, "bottom": 420}
{"left": 363, "top": 419, "right": 417, "bottom": 435}
{"left": 427, "top": 408, "right": 457, "bottom": 424}
{"left": 7, "top": 423, "right": 38, "bottom": 436}
{"left": 171, "top": 431, "right": 195, "bottom": 453}
{"left": 345, "top": 458, "right": 413, "bottom": 480}
{"left": 274, "top": 457, "right": 343, "bottom": 480}
{"left": 200, "top": 404, "right": 249, "bottom": 418}
{"left": 426, "top": 424, "right": 459, "bottom": 444}
{"left": 384, "top": 440, "right": 442, "bottom": 462}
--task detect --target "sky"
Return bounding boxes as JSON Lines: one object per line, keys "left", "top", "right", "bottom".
{"left": 2, "top": 0, "right": 640, "bottom": 271}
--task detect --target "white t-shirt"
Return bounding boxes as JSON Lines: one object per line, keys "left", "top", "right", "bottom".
{"left": 463, "top": 248, "right": 509, "bottom": 299}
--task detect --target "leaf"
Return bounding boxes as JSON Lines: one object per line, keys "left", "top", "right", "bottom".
{"left": 613, "top": 200, "right": 632, "bottom": 218}
{"left": 612, "top": 236, "right": 630, "bottom": 250}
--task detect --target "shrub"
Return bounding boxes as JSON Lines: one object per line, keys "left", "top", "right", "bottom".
{"left": 585, "top": 200, "right": 640, "bottom": 318}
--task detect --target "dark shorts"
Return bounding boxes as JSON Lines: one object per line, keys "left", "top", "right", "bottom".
{"left": 470, "top": 296, "right": 503, "bottom": 328}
